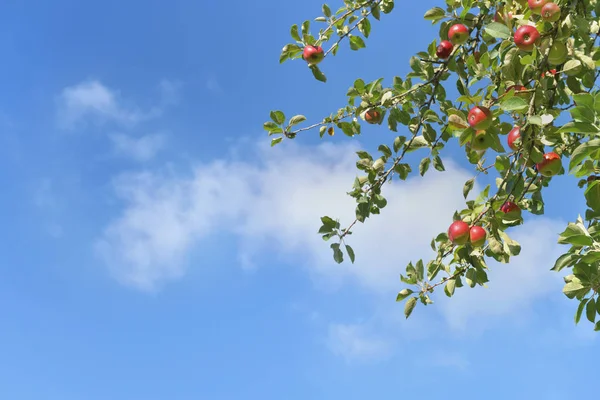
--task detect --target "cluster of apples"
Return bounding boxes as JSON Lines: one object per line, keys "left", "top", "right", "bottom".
{"left": 435, "top": 23, "right": 469, "bottom": 59}
{"left": 447, "top": 220, "right": 487, "bottom": 247}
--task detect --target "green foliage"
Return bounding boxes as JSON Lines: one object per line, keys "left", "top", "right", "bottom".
{"left": 265, "top": 0, "right": 600, "bottom": 330}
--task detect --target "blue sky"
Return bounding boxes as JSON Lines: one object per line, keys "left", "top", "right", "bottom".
{"left": 0, "top": 0, "right": 597, "bottom": 399}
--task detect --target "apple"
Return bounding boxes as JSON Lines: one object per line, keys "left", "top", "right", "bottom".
{"left": 528, "top": 0, "right": 549, "bottom": 14}
{"left": 448, "top": 24, "right": 469, "bottom": 45}
{"left": 469, "top": 226, "right": 487, "bottom": 247}
{"left": 547, "top": 41, "right": 568, "bottom": 65}
{"left": 541, "top": 2, "right": 561, "bottom": 22}
{"left": 364, "top": 109, "right": 382, "bottom": 124}
{"left": 507, "top": 126, "right": 521, "bottom": 151}
{"left": 436, "top": 40, "right": 454, "bottom": 59}
{"left": 494, "top": 8, "right": 514, "bottom": 26}
{"left": 506, "top": 84, "right": 530, "bottom": 99}
{"left": 470, "top": 130, "right": 492, "bottom": 151}
{"left": 448, "top": 220, "right": 470, "bottom": 245}
{"left": 302, "top": 45, "right": 324, "bottom": 65}
{"left": 514, "top": 25, "right": 540, "bottom": 52}
{"left": 542, "top": 69, "right": 557, "bottom": 77}
{"left": 500, "top": 201, "right": 522, "bottom": 221}
{"left": 536, "top": 152, "right": 562, "bottom": 176}
{"left": 467, "top": 106, "right": 493, "bottom": 130}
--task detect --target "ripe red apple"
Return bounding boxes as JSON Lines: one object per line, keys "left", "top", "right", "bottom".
{"left": 436, "top": 40, "right": 454, "bottom": 59}
{"left": 448, "top": 220, "right": 470, "bottom": 245}
{"left": 514, "top": 25, "right": 540, "bottom": 52}
{"left": 470, "top": 130, "right": 492, "bottom": 151}
{"left": 448, "top": 24, "right": 469, "bottom": 45}
{"left": 500, "top": 201, "right": 522, "bottom": 221}
{"left": 547, "top": 41, "right": 568, "bottom": 65}
{"left": 528, "top": 0, "right": 549, "bottom": 14}
{"left": 541, "top": 69, "right": 557, "bottom": 77}
{"left": 364, "top": 109, "right": 382, "bottom": 124}
{"left": 302, "top": 45, "right": 324, "bottom": 65}
{"left": 467, "top": 106, "right": 493, "bottom": 130}
{"left": 536, "top": 152, "right": 562, "bottom": 177}
{"left": 469, "top": 226, "right": 487, "bottom": 247}
{"left": 507, "top": 126, "right": 521, "bottom": 151}
{"left": 541, "top": 2, "right": 560, "bottom": 21}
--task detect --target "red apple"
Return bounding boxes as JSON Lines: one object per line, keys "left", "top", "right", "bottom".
{"left": 528, "top": 0, "right": 549, "bottom": 14}
{"left": 541, "top": 2, "right": 561, "bottom": 22}
{"left": 469, "top": 226, "right": 487, "bottom": 247}
{"left": 448, "top": 24, "right": 469, "bottom": 45}
{"left": 542, "top": 69, "right": 557, "bottom": 77}
{"left": 436, "top": 40, "right": 454, "bottom": 59}
{"left": 507, "top": 126, "right": 521, "bottom": 151}
{"left": 448, "top": 220, "right": 470, "bottom": 245}
{"left": 536, "top": 152, "right": 562, "bottom": 176}
{"left": 468, "top": 106, "right": 493, "bottom": 130}
{"left": 364, "top": 109, "right": 382, "bottom": 124}
{"left": 514, "top": 25, "right": 540, "bottom": 52}
{"left": 302, "top": 45, "right": 324, "bottom": 65}
{"left": 500, "top": 201, "right": 522, "bottom": 221}
{"left": 506, "top": 84, "right": 529, "bottom": 99}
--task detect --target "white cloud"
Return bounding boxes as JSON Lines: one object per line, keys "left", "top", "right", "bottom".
{"left": 326, "top": 323, "right": 390, "bottom": 362}
{"left": 96, "top": 141, "right": 474, "bottom": 291}
{"left": 109, "top": 133, "right": 166, "bottom": 162}
{"left": 57, "top": 80, "right": 163, "bottom": 129}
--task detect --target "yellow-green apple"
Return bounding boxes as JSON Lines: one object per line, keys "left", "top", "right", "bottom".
{"left": 541, "top": 2, "right": 560, "bottom": 21}
{"left": 469, "top": 226, "right": 487, "bottom": 247}
{"left": 436, "top": 40, "right": 454, "bottom": 59}
{"left": 500, "top": 201, "right": 522, "bottom": 221}
{"left": 547, "top": 41, "right": 568, "bottom": 65}
{"left": 448, "top": 24, "right": 469, "bottom": 45}
{"left": 470, "top": 130, "right": 493, "bottom": 151}
{"left": 507, "top": 126, "right": 521, "bottom": 151}
{"left": 448, "top": 220, "right": 470, "bottom": 245}
{"left": 528, "top": 0, "right": 549, "bottom": 14}
{"left": 467, "top": 106, "right": 493, "bottom": 130}
{"left": 302, "top": 45, "right": 324, "bottom": 65}
{"left": 364, "top": 109, "right": 382, "bottom": 124}
{"left": 514, "top": 25, "right": 540, "bottom": 51}
{"left": 536, "top": 152, "right": 561, "bottom": 176}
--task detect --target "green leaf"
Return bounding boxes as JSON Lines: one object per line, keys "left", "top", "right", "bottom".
{"left": 320, "top": 216, "right": 338, "bottom": 229}
{"left": 309, "top": 65, "right": 327, "bottom": 82}
{"left": 419, "top": 157, "right": 431, "bottom": 176}
{"left": 358, "top": 18, "right": 371, "bottom": 38}
{"left": 444, "top": 279, "right": 456, "bottom": 297}
{"left": 345, "top": 245, "right": 355, "bottom": 263}
{"left": 558, "top": 223, "right": 593, "bottom": 247}
{"left": 331, "top": 243, "right": 343, "bottom": 263}
{"left": 569, "top": 139, "right": 600, "bottom": 171}
{"left": 500, "top": 96, "right": 529, "bottom": 112}
{"left": 564, "top": 280, "right": 586, "bottom": 299}
{"left": 558, "top": 122, "right": 600, "bottom": 135}
{"left": 404, "top": 297, "right": 417, "bottom": 318}
{"left": 433, "top": 155, "right": 445, "bottom": 171}
{"left": 270, "top": 111, "right": 285, "bottom": 125}
{"left": 396, "top": 288, "right": 414, "bottom": 302}
{"left": 349, "top": 36, "right": 366, "bottom": 50}
{"left": 288, "top": 115, "right": 306, "bottom": 127}
{"left": 290, "top": 25, "right": 301, "bottom": 42}
{"left": 551, "top": 253, "right": 579, "bottom": 272}
{"left": 585, "top": 181, "right": 600, "bottom": 212}
{"left": 322, "top": 3, "right": 331, "bottom": 17}
{"left": 595, "top": 321, "right": 600, "bottom": 331}
{"left": 270, "top": 137, "right": 283, "bottom": 147}
{"left": 423, "top": 7, "right": 445, "bottom": 21}
{"left": 463, "top": 178, "right": 475, "bottom": 199}
{"left": 586, "top": 297, "right": 597, "bottom": 323}
{"left": 575, "top": 298, "right": 587, "bottom": 324}
{"left": 484, "top": 22, "right": 512, "bottom": 39}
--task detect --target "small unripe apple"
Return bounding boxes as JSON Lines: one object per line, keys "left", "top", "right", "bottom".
{"left": 436, "top": 40, "right": 454, "bottom": 59}
{"left": 448, "top": 24, "right": 469, "bottom": 45}
{"left": 468, "top": 106, "right": 493, "bottom": 130}
{"left": 302, "top": 45, "right": 324, "bottom": 65}
{"left": 470, "top": 130, "right": 492, "bottom": 151}
{"left": 528, "top": 0, "right": 549, "bottom": 14}
{"left": 547, "top": 41, "right": 568, "bottom": 65}
{"left": 469, "top": 226, "right": 487, "bottom": 247}
{"left": 536, "top": 152, "right": 562, "bottom": 177}
{"left": 514, "top": 25, "right": 540, "bottom": 52}
{"left": 541, "top": 2, "right": 561, "bottom": 22}
{"left": 507, "top": 126, "right": 521, "bottom": 151}
{"left": 500, "top": 201, "right": 522, "bottom": 221}
{"left": 364, "top": 109, "right": 382, "bottom": 124}
{"left": 448, "top": 220, "right": 470, "bottom": 245}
